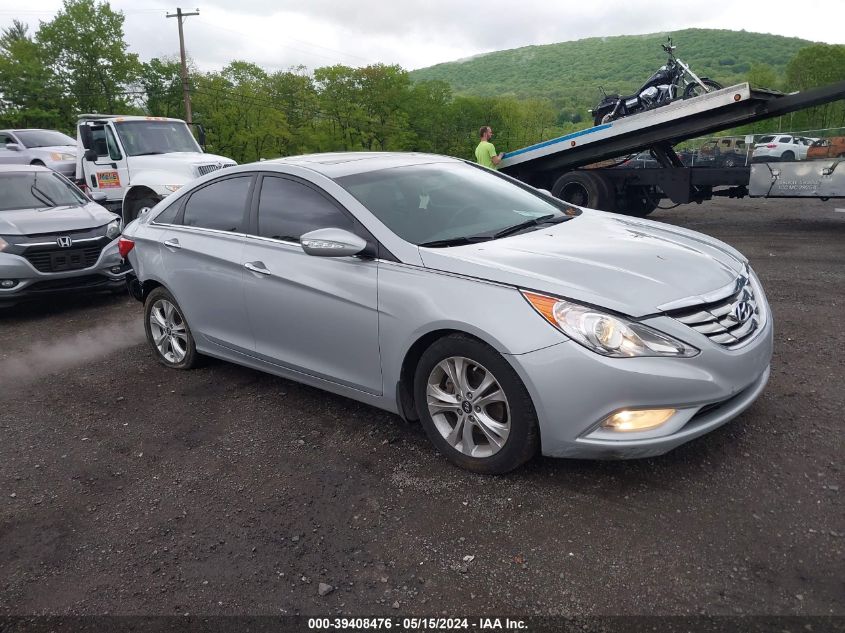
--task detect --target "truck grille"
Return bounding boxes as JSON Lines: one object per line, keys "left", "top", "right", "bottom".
{"left": 196, "top": 162, "right": 234, "bottom": 177}
{"left": 24, "top": 245, "right": 104, "bottom": 273}
{"left": 664, "top": 275, "right": 761, "bottom": 348}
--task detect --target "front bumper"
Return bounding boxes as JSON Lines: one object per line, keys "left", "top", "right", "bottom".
{"left": 509, "top": 312, "right": 774, "bottom": 459}
{"left": 0, "top": 240, "right": 131, "bottom": 306}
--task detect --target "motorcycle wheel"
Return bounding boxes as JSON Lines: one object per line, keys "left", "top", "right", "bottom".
{"left": 683, "top": 79, "right": 723, "bottom": 99}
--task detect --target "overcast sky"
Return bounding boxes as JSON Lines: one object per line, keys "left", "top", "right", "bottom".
{"left": 1, "top": 0, "right": 843, "bottom": 72}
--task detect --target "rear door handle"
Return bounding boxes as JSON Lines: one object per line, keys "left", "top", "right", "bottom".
{"left": 163, "top": 238, "right": 181, "bottom": 249}
{"left": 244, "top": 261, "right": 270, "bottom": 275}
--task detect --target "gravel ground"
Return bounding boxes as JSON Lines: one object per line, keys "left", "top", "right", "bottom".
{"left": 0, "top": 197, "right": 843, "bottom": 617}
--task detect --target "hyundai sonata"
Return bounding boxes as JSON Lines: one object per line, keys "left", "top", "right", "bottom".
{"left": 121, "top": 153, "right": 772, "bottom": 473}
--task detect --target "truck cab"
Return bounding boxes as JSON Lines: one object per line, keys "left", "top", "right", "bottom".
{"left": 75, "top": 114, "right": 236, "bottom": 221}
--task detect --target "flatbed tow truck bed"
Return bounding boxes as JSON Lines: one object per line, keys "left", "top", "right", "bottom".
{"left": 499, "top": 81, "right": 845, "bottom": 215}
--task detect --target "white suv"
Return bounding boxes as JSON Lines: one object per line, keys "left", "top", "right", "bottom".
{"left": 751, "top": 135, "right": 816, "bottom": 162}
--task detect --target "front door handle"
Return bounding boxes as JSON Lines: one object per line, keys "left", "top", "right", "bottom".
{"left": 244, "top": 261, "right": 270, "bottom": 275}
{"left": 163, "top": 238, "right": 181, "bottom": 249}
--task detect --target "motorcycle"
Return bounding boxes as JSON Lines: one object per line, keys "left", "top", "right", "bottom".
{"left": 590, "top": 38, "right": 723, "bottom": 126}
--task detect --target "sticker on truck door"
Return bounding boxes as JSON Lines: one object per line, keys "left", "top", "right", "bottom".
{"left": 97, "top": 171, "right": 121, "bottom": 188}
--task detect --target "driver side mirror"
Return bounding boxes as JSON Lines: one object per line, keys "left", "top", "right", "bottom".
{"left": 300, "top": 228, "right": 367, "bottom": 258}
{"left": 5, "top": 142, "right": 21, "bottom": 151}
{"left": 84, "top": 148, "right": 98, "bottom": 162}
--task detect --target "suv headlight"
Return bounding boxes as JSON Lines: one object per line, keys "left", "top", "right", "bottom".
{"left": 522, "top": 291, "right": 698, "bottom": 358}
{"left": 105, "top": 219, "right": 122, "bottom": 240}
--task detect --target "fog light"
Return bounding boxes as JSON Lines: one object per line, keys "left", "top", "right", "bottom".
{"left": 0, "top": 279, "right": 17, "bottom": 288}
{"left": 110, "top": 265, "right": 123, "bottom": 274}
{"left": 602, "top": 408, "right": 676, "bottom": 432}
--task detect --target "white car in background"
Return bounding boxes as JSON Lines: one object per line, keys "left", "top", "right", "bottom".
{"left": 751, "top": 135, "right": 816, "bottom": 162}
{"left": 0, "top": 129, "right": 78, "bottom": 176}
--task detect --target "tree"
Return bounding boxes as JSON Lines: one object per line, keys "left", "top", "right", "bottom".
{"left": 140, "top": 57, "right": 184, "bottom": 119}
{"left": 0, "top": 20, "right": 69, "bottom": 128}
{"left": 36, "top": 0, "right": 142, "bottom": 115}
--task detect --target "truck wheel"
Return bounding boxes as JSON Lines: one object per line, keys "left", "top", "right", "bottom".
{"left": 618, "top": 188, "right": 659, "bottom": 218}
{"left": 551, "top": 171, "right": 617, "bottom": 212}
{"left": 124, "top": 194, "right": 161, "bottom": 223}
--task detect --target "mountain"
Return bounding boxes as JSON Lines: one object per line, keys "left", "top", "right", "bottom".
{"left": 411, "top": 28, "right": 812, "bottom": 109}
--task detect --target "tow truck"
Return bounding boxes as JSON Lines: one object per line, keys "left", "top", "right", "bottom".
{"left": 74, "top": 114, "right": 236, "bottom": 222}
{"left": 499, "top": 81, "right": 845, "bottom": 215}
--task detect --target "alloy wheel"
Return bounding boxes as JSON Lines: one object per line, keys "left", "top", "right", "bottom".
{"left": 149, "top": 299, "right": 189, "bottom": 363}
{"left": 426, "top": 356, "right": 511, "bottom": 458}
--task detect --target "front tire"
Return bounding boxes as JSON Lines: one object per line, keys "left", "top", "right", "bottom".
{"left": 413, "top": 334, "right": 539, "bottom": 474}
{"left": 144, "top": 287, "right": 199, "bottom": 369}
{"left": 683, "top": 79, "right": 722, "bottom": 99}
{"left": 124, "top": 194, "right": 161, "bottom": 223}
{"left": 781, "top": 150, "right": 795, "bottom": 161}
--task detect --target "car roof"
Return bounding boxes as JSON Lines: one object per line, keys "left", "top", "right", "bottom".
{"left": 0, "top": 163, "right": 52, "bottom": 173}
{"left": 261, "top": 151, "right": 463, "bottom": 178}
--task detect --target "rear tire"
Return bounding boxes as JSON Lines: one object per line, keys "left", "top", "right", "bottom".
{"left": 552, "top": 170, "right": 617, "bottom": 212}
{"left": 144, "top": 287, "right": 199, "bottom": 370}
{"left": 618, "top": 187, "right": 659, "bottom": 217}
{"left": 413, "top": 334, "right": 540, "bottom": 475}
{"left": 683, "top": 79, "right": 722, "bottom": 99}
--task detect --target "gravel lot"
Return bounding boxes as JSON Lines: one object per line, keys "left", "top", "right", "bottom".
{"left": 1, "top": 197, "right": 843, "bottom": 617}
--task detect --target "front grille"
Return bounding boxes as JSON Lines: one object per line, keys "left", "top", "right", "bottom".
{"left": 24, "top": 245, "right": 104, "bottom": 272}
{"left": 27, "top": 275, "right": 110, "bottom": 292}
{"left": 664, "top": 275, "right": 761, "bottom": 348}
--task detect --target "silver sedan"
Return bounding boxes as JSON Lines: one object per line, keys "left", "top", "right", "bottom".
{"left": 121, "top": 153, "right": 772, "bottom": 473}
{"left": 0, "top": 129, "right": 78, "bottom": 176}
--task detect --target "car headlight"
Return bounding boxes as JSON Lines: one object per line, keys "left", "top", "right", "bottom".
{"left": 0, "top": 237, "right": 8, "bottom": 252}
{"left": 522, "top": 291, "right": 698, "bottom": 358}
{"left": 105, "top": 219, "right": 122, "bottom": 240}
{"left": 49, "top": 152, "right": 76, "bottom": 161}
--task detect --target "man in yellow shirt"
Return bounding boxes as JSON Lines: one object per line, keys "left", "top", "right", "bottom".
{"left": 475, "top": 126, "right": 504, "bottom": 169}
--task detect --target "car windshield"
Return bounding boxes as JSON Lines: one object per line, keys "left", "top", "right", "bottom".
{"left": 336, "top": 162, "right": 576, "bottom": 246}
{"left": 0, "top": 171, "right": 88, "bottom": 212}
{"left": 13, "top": 130, "right": 75, "bottom": 148}
{"left": 114, "top": 120, "right": 201, "bottom": 156}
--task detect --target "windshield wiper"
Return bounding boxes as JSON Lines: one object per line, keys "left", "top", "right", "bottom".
{"left": 418, "top": 235, "right": 492, "bottom": 248}
{"left": 491, "top": 214, "right": 568, "bottom": 239}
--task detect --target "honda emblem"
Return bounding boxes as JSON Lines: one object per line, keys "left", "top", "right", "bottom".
{"left": 56, "top": 236, "right": 73, "bottom": 248}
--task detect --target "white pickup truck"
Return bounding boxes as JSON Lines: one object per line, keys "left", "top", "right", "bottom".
{"left": 75, "top": 114, "right": 236, "bottom": 221}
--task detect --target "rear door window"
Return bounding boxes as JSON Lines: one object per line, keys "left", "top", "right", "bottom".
{"left": 182, "top": 175, "right": 252, "bottom": 232}
{"left": 778, "top": 136, "right": 792, "bottom": 143}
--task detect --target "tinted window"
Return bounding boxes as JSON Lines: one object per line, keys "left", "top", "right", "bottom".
{"left": 257, "top": 176, "right": 357, "bottom": 242}
{"left": 183, "top": 176, "right": 251, "bottom": 232}
{"left": 778, "top": 136, "right": 792, "bottom": 143}
{"left": 14, "top": 130, "right": 75, "bottom": 147}
{"left": 758, "top": 135, "right": 775, "bottom": 143}
{"left": 152, "top": 199, "right": 181, "bottom": 225}
{"left": 0, "top": 132, "right": 11, "bottom": 145}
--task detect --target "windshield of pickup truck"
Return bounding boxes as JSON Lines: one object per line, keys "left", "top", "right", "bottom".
{"left": 0, "top": 171, "right": 87, "bottom": 211}
{"left": 336, "top": 162, "right": 579, "bottom": 247}
{"left": 114, "top": 120, "right": 201, "bottom": 156}
{"left": 14, "top": 130, "right": 75, "bottom": 148}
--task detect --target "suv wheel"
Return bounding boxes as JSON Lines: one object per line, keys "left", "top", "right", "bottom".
{"left": 144, "top": 287, "right": 199, "bottom": 369}
{"left": 781, "top": 150, "right": 795, "bottom": 161}
{"left": 414, "top": 334, "right": 539, "bottom": 474}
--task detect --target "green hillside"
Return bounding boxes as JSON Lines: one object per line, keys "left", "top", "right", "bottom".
{"left": 411, "top": 28, "right": 813, "bottom": 114}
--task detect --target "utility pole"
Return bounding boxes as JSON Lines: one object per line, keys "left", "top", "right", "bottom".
{"left": 166, "top": 7, "right": 200, "bottom": 124}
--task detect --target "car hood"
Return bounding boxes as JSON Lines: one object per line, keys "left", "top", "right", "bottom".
{"left": 418, "top": 209, "right": 747, "bottom": 317}
{"left": 0, "top": 202, "right": 116, "bottom": 236}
